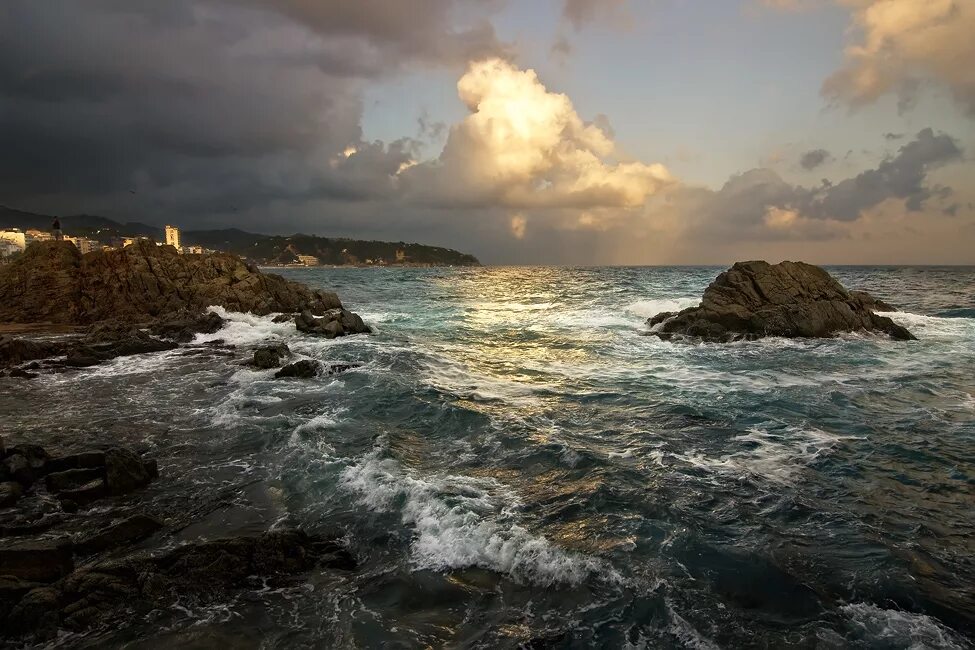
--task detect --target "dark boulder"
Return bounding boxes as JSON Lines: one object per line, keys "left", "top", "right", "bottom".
{"left": 3, "top": 455, "right": 35, "bottom": 487}
{"left": 45, "top": 468, "right": 104, "bottom": 493}
{"left": 5, "top": 529, "right": 354, "bottom": 638}
{"left": 275, "top": 359, "right": 322, "bottom": 379}
{"left": 74, "top": 514, "right": 163, "bottom": 555}
{"left": 253, "top": 342, "right": 291, "bottom": 369}
{"left": 0, "top": 482, "right": 23, "bottom": 508}
{"left": 149, "top": 310, "right": 226, "bottom": 343}
{"left": 8, "top": 367, "right": 38, "bottom": 379}
{"left": 103, "top": 448, "right": 153, "bottom": 496}
{"left": 295, "top": 308, "right": 371, "bottom": 339}
{"left": 56, "top": 479, "right": 108, "bottom": 507}
{"left": 0, "top": 538, "right": 74, "bottom": 582}
{"left": 46, "top": 451, "right": 105, "bottom": 474}
{"left": 271, "top": 313, "right": 295, "bottom": 323}
{"left": 649, "top": 261, "right": 915, "bottom": 342}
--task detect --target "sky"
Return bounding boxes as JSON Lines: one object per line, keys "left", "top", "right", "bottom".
{"left": 1, "top": 0, "right": 973, "bottom": 264}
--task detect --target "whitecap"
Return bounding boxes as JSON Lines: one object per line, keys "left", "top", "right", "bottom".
{"left": 625, "top": 297, "right": 700, "bottom": 320}
{"left": 840, "top": 603, "right": 967, "bottom": 649}
{"left": 339, "top": 450, "right": 617, "bottom": 586}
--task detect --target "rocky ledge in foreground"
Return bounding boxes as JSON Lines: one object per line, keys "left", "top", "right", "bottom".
{"left": 648, "top": 260, "right": 915, "bottom": 342}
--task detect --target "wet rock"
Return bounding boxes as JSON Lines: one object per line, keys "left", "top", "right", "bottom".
{"left": 56, "top": 479, "right": 108, "bottom": 507}
{"left": 45, "top": 467, "right": 104, "bottom": 493}
{"left": 271, "top": 313, "right": 295, "bottom": 323}
{"left": 3, "top": 455, "right": 34, "bottom": 487}
{"left": 8, "top": 367, "right": 38, "bottom": 379}
{"left": 0, "top": 576, "right": 42, "bottom": 622}
{"left": 275, "top": 359, "right": 322, "bottom": 379}
{"left": 649, "top": 261, "right": 915, "bottom": 342}
{"left": 253, "top": 342, "right": 291, "bottom": 369}
{"left": 0, "top": 538, "right": 73, "bottom": 582}
{"left": 149, "top": 310, "right": 226, "bottom": 343}
{"left": 0, "top": 240, "right": 344, "bottom": 324}
{"left": 0, "top": 482, "right": 23, "bottom": 508}
{"left": 5, "top": 529, "right": 352, "bottom": 638}
{"left": 103, "top": 448, "right": 152, "bottom": 496}
{"left": 849, "top": 290, "right": 896, "bottom": 313}
{"left": 295, "top": 308, "right": 371, "bottom": 338}
{"left": 46, "top": 451, "right": 105, "bottom": 473}
{"left": 74, "top": 514, "right": 163, "bottom": 555}
{"left": 325, "top": 363, "right": 359, "bottom": 376}
{"left": 7, "top": 445, "right": 50, "bottom": 476}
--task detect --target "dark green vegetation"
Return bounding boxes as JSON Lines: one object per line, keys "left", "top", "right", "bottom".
{"left": 0, "top": 206, "right": 480, "bottom": 266}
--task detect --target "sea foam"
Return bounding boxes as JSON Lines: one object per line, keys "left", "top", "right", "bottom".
{"left": 339, "top": 449, "right": 616, "bottom": 586}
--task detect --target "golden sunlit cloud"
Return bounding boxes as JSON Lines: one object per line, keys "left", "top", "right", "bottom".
{"left": 405, "top": 58, "right": 674, "bottom": 211}
{"left": 823, "top": 0, "right": 975, "bottom": 114}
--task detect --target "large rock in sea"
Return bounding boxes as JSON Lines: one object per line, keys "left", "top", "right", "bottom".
{"left": 648, "top": 260, "right": 915, "bottom": 341}
{"left": 0, "top": 240, "right": 343, "bottom": 325}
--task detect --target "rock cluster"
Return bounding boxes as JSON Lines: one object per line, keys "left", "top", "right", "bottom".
{"left": 648, "top": 260, "right": 915, "bottom": 342}
{"left": 295, "top": 308, "right": 371, "bottom": 338}
{"left": 1, "top": 442, "right": 157, "bottom": 512}
{"left": 0, "top": 240, "right": 343, "bottom": 324}
{"left": 252, "top": 343, "right": 291, "bottom": 369}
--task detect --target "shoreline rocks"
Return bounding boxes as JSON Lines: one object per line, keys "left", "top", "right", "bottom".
{"left": 649, "top": 260, "right": 915, "bottom": 342}
{"left": 295, "top": 308, "right": 371, "bottom": 338}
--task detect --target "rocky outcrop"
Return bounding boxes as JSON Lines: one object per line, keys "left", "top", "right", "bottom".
{"left": 253, "top": 343, "right": 291, "bottom": 369}
{"left": 275, "top": 359, "right": 321, "bottom": 379}
{"left": 649, "top": 261, "right": 915, "bottom": 342}
{"left": 295, "top": 308, "right": 371, "bottom": 338}
{"left": 0, "top": 241, "right": 343, "bottom": 325}
{"left": 3, "top": 530, "right": 354, "bottom": 640}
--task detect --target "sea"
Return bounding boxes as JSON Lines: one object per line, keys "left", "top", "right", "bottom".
{"left": 2, "top": 265, "right": 974, "bottom": 648}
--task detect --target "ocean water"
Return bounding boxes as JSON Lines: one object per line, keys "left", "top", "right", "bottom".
{"left": 2, "top": 265, "right": 974, "bottom": 648}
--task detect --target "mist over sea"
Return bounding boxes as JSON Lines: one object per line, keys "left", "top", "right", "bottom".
{"left": 4, "top": 265, "right": 974, "bottom": 647}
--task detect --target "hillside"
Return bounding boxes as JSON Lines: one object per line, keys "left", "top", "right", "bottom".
{"left": 0, "top": 206, "right": 480, "bottom": 266}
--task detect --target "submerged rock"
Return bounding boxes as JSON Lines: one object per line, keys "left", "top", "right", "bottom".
{"left": 253, "top": 343, "right": 291, "bottom": 369}
{"left": 74, "top": 514, "right": 163, "bottom": 555}
{"left": 648, "top": 260, "right": 915, "bottom": 342}
{"left": 275, "top": 359, "right": 322, "bottom": 379}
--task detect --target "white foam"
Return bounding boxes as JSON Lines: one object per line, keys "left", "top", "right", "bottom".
{"left": 671, "top": 427, "right": 855, "bottom": 485}
{"left": 625, "top": 298, "right": 700, "bottom": 320}
{"left": 840, "top": 603, "right": 967, "bottom": 649}
{"left": 339, "top": 450, "right": 616, "bottom": 586}
{"left": 876, "top": 311, "right": 975, "bottom": 340}
{"left": 195, "top": 306, "right": 297, "bottom": 346}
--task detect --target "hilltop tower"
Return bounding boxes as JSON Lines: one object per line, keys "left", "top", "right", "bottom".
{"left": 164, "top": 224, "right": 181, "bottom": 251}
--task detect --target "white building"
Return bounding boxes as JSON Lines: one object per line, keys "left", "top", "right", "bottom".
{"left": 184, "top": 245, "right": 204, "bottom": 254}
{"left": 0, "top": 229, "right": 27, "bottom": 251}
{"left": 165, "top": 224, "right": 181, "bottom": 250}
{"left": 65, "top": 236, "right": 99, "bottom": 254}
{"left": 297, "top": 255, "right": 319, "bottom": 266}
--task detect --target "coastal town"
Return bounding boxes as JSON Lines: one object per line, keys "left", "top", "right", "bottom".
{"left": 0, "top": 224, "right": 207, "bottom": 260}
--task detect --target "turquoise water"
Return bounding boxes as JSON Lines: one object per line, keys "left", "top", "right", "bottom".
{"left": 2, "top": 265, "right": 974, "bottom": 647}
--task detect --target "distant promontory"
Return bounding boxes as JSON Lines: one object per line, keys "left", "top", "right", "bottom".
{"left": 0, "top": 205, "right": 480, "bottom": 267}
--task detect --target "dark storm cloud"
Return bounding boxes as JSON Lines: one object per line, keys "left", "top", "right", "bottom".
{"left": 0, "top": 0, "right": 506, "bottom": 224}
{"left": 799, "top": 148, "right": 831, "bottom": 170}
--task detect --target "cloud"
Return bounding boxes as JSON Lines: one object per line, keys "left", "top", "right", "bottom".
{"left": 799, "top": 149, "right": 832, "bottom": 170}
{"left": 823, "top": 0, "right": 975, "bottom": 116}
{"left": 403, "top": 58, "right": 674, "bottom": 211}
{"left": 561, "top": 0, "right": 627, "bottom": 30}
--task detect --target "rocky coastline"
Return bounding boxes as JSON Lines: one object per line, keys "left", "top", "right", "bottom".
{"left": 0, "top": 241, "right": 368, "bottom": 643}
{"left": 648, "top": 260, "right": 915, "bottom": 342}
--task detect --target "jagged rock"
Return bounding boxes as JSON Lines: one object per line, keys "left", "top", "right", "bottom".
{"left": 56, "top": 479, "right": 108, "bottom": 507}
{"left": 0, "top": 482, "right": 23, "bottom": 508}
{"left": 325, "top": 363, "right": 359, "bottom": 376}
{"left": 295, "top": 308, "right": 371, "bottom": 338}
{"left": 253, "top": 342, "right": 291, "bottom": 369}
{"left": 275, "top": 359, "right": 322, "bottom": 379}
{"left": 46, "top": 451, "right": 105, "bottom": 474}
{"left": 45, "top": 468, "right": 104, "bottom": 493}
{"left": 3, "top": 455, "right": 34, "bottom": 487}
{"left": 0, "top": 337, "right": 66, "bottom": 369}
{"left": 0, "top": 538, "right": 74, "bottom": 582}
{"left": 0, "top": 241, "right": 343, "bottom": 324}
{"left": 649, "top": 261, "right": 916, "bottom": 342}
{"left": 849, "top": 290, "right": 896, "bottom": 312}
{"left": 8, "top": 367, "right": 38, "bottom": 379}
{"left": 149, "top": 310, "right": 226, "bottom": 343}
{"left": 74, "top": 514, "right": 163, "bottom": 555}
{"left": 6, "top": 530, "right": 354, "bottom": 638}
{"left": 103, "top": 448, "right": 152, "bottom": 496}
{"left": 271, "top": 313, "right": 295, "bottom": 323}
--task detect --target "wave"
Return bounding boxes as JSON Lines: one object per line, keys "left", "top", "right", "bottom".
{"left": 339, "top": 449, "right": 616, "bottom": 586}
{"left": 876, "top": 311, "right": 975, "bottom": 339}
{"left": 839, "top": 603, "right": 968, "bottom": 649}
{"left": 625, "top": 298, "right": 699, "bottom": 320}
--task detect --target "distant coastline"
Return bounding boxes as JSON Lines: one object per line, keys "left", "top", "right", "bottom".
{"left": 0, "top": 205, "right": 481, "bottom": 268}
